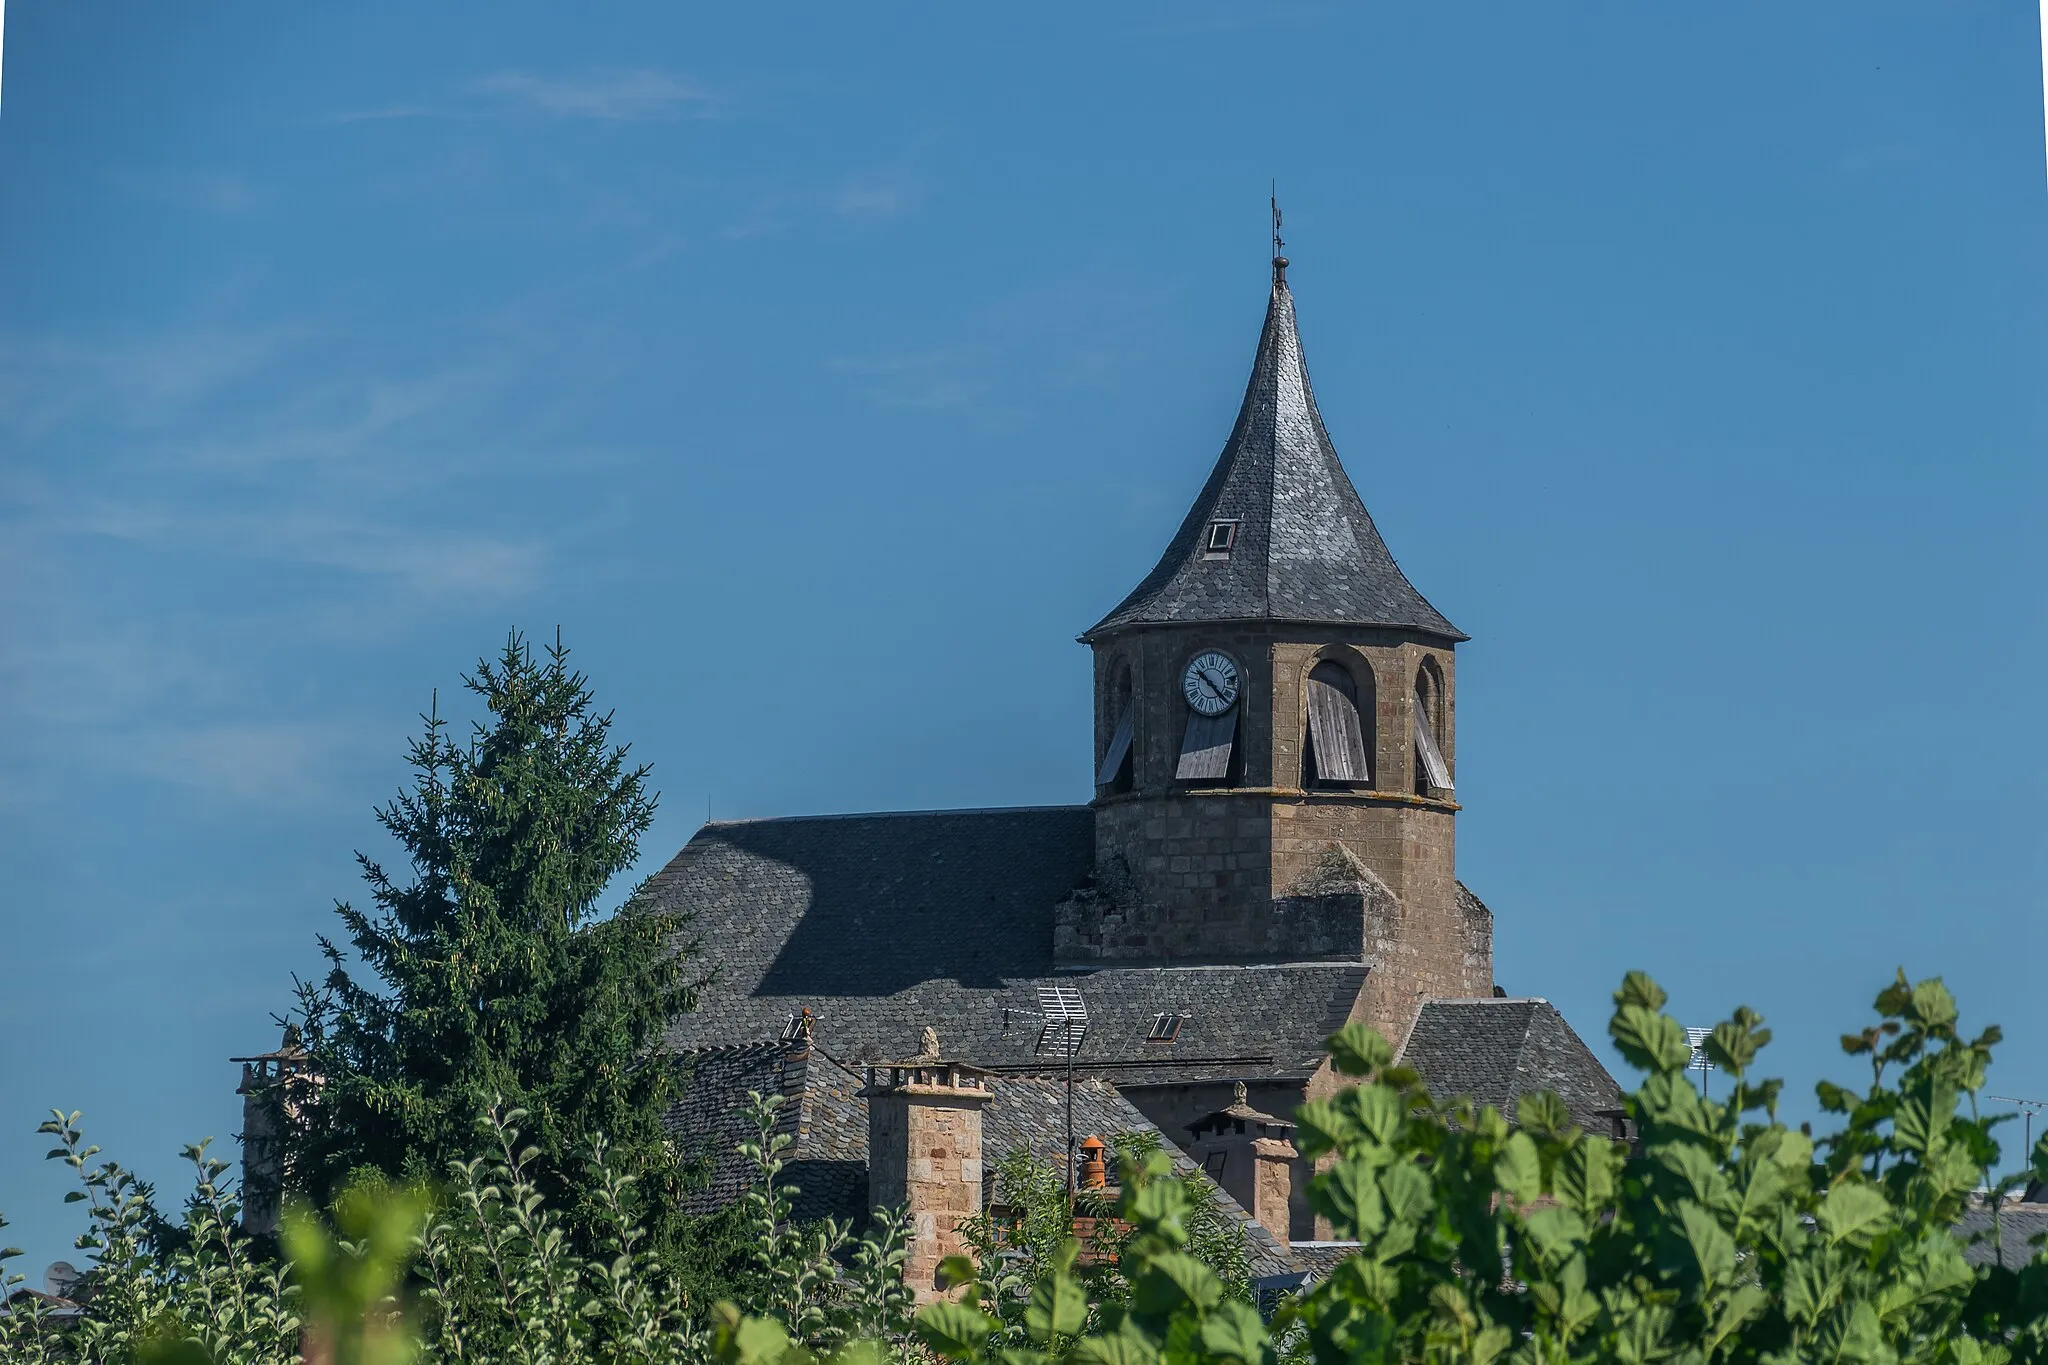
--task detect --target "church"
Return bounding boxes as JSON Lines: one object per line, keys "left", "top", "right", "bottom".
{"left": 643, "top": 250, "right": 1622, "bottom": 1282}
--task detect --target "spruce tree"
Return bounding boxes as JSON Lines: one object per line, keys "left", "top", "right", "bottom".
{"left": 288, "top": 630, "right": 702, "bottom": 1253}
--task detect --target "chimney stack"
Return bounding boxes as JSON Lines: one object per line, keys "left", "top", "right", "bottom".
{"left": 1184, "top": 1082, "right": 1297, "bottom": 1246}
{"left": 230, "top": 1024, "right": 317, "bottom": 1236}
{"left": 861, "top": 1030, "right": 994, "bottom": 1301}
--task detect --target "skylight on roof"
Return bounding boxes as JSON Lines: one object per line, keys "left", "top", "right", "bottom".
{"left": 1203, "top": 520, "right": 1240, "bottom": 559}
{"left": 1145, "top": 1012, "right": 1187, "bottom": 1044}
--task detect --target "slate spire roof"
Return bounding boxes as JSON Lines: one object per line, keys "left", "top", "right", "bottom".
{"left": 1085, "top": 267, "right": 1464, "bottom": 642}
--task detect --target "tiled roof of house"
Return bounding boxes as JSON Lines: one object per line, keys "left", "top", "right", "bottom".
{"left": 645, "top": 808, "right": 1364, "bottom": 1085}
{"left": 1954, "top": 1204, "right": 2048, "bottom": 1269}
{"left": 1084, "top": 275, "right": 1462, "bottom": 643}
{"left": 667, "top": 1039, "right": 869, "bottom": 1223}
{"left": 1397, "top": 997, "right": 1624, "bottom": 1135}
{"left": 664, "top": 1036, "right": 1296, "bottom": 1277}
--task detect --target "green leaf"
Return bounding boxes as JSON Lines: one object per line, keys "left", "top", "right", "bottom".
{"left": 1072, "top": 1328, "right": 1161, "bottom": 1365}
{"left": 136, "top": 1343, "right": 216, "bottom": 1365}
{"left": 1378, "top": 1159, "right": 1434, "bottom": 1227}
{"left": 717, "top": 1313, "right": 797, "bottom": 1365}
{"left": 1291, "top": 1099, "right": 1353, "bottom": 1159}
{"left": 1520, "top": 1205, "right": 1590, "bottom": 1269}
{"left": 1704, "top": 1008, "right": 1771, "bottom": 1074}
{"left": 1308, "top": 1157, "right": 1386, "bottom": 1239}
{"left": 1781, "top": 1257, "right": 1832, "bottom": 1326}
{"left": 916, "top": 1301, "right": 1000, "bottom": 1359}
{"left": 1678, "top": 1200, "right": 1736, "bottom": 1285}
{"left": 1893, "top": 1096, "right": 1937, "bottom": 1155}
{"left": 1024, "top": 1268, "right": 1087, "bottom": 1345}
{"left": 1494, "top": 1131, "right": 1543, "bottom": 1204}
{"left": 936, "top": 1254, "right": 978, "bottom": 1292}
{"left": 1515, "top": 1090, "right": 1573, "bottom": 1139}
{"left": 1130, "top": 1249, "right": 1223, "bottom": 1317}
{"left": 1909, "top": 978, "right": 1958, "bottom": 1030}
{"left": 1471, "top": 1324, "right": 1513, "bottom": 1365}
{"left": 1327, "top": 1023, "right": 1394, "bottom": 1077}
{"left": 1352, "top": 1084, "right": 1406, "bottom": 1147}
{"left": 1704, "top": 1284, "right": 1769, "bottom": 1353}
{"left": 1817, "top": 1181, "right": 1891, "bottom": 1248}
{"left": 1553, "top": 1136, "right": 1618, "bottom": 1217}
{"left": 1197, "top": 1300, "right": 1273, "bottom": 1365}
{"left": 1614, "top": 970, "right": 1669, "bottom": 1012}
{"left": 1611, "top": 1003, "right": 1693, "bottom": 1074}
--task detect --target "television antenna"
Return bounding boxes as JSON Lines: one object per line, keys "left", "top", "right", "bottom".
{"left": 1990, "top": 1094, "right": 2048, "bottom": 1165}
{"left": 1034, "top": 984, "right": 1091, "bottom": 1201}
{"left": 1685, "top": 1027, "right": 1715, "bottom": 1097}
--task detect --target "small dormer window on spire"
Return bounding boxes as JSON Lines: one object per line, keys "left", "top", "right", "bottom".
{"left": 1203, "top": 519, "right": 1240, "bottom": 560}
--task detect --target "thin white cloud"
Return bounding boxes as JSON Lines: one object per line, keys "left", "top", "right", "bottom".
{"left": 0, "top": 326, "right": 308, "bottom": 439}
{"left": 120, "top": 720, "right": 353, "bottom": 806}
{"left": 832, "top": 172, "right": 922, "bottom": 222}
{"left": 322, "top": 103, "right": 452, "bottom": 125}
{"left": 65, "top": 501, "right": 544, "bottom": 596}
{"left": 323, "top": 69, "right": 719, "bottom": 126}
{"left": 830, "top": 349, "right": 993, "bottom": 411}
{"left": 468, "top": 69, "right": 718, "bottom": 122}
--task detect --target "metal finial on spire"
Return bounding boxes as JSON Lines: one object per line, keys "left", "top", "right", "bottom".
{"left": 1270, "top": 184, "right": 1288, "bottom": 285}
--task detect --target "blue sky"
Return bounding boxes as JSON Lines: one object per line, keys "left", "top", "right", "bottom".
{"left": 1, "top": 2, "right": 2044, "bottom": 1268}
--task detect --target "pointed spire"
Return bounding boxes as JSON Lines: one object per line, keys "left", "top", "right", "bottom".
{"left": 1084, "top": 268, "right": 1463, "bottom": 642}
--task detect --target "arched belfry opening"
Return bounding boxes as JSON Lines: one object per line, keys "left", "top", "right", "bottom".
{"left": 1304, "top": 657, "right": 1373, "bottom": 788}
{"left": 1096, "top": 662, "right": 1136, "bottom": 795}
{"left": 1413, "top": 657, "right": 1452, "bottom": 796}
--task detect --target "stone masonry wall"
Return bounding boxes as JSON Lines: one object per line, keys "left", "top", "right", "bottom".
{"left": 1119, "top": 1078, "right": 1319, "bottom": 1242}
{"left": 1079, "top": 623, "right": 1488, "bottom": 1037}
{"left": 867, "top": 1092, "right": 986, "bottom": 1302}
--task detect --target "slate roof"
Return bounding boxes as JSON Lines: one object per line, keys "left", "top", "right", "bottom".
{"left": 668, "top": 1040, "right": 870, "bottom": 1224}
{"left": 1085, "top": 275, "right": 1463, "bottom": 643}
{"left": 1397, "top": 998, "right": 1624, "bottom": 1135}
{"left": 646, "top": 808, "right": 1363, "bottom": 1085}
{"left": 664, "top": 1037, "right": 1296, "bottom": 1277}
{"left": 1955, "top": 1204, "right": 2048, "bottom": 1269}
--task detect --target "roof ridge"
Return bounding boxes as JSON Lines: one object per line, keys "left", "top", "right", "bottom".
{"left": 678, "top": 1038, "right": 806, "bottom": 1057}
{"left": 698, "top": 803, "right": 1091, "bottom": 830}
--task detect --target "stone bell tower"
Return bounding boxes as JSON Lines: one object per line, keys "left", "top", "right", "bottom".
{"left": 1058, "top": 253, "right": 1492, "bottom": 1046}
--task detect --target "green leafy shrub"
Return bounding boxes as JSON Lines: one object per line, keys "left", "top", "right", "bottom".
{"left": 887, "top": 970, "right": 2048, "bottom": 1365}
{"left": 14, "top": 969, "right": 2048, "bottom": 1365}
{"left": 0, "top": 1095, "right": 916, "bottom": 1364}
{"left": 954, "top": 1129, "right": 1253, "bottom": 1348}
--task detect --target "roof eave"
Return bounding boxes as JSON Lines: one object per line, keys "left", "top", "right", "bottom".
{"left": 1078, "top": 615, "right": 1469, "bottom": 647}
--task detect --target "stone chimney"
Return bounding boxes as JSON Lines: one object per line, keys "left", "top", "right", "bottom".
{"left": 1184, "top": 1082, "right": 1297, "bottom": 1246}
{"left": 230, "top": 1024, "right": 317, "bottom": 1236}
{"left": 861, "top": 1030, "right": 994, "bottom": 1301}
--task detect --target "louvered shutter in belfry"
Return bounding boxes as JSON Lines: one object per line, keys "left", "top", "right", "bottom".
{"left": 1175, "top": 710, "right": 1236, "bottom": 781}
{"left": 1306, "top": 671, "right": 1369, "bottom": 783}
{"left": 1095, "top": 701, "right": 1135, "bottom": 786}
{"left": 1413, "top": 704, "right": 1453, "bottom": 790}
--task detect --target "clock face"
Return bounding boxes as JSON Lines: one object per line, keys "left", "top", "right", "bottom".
{"left": 1182, "top": 650, "right": 1241, "bottom": 716}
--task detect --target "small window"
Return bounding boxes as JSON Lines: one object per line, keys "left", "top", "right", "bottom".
{"left": 1203, "top": 519, "right": 1241, "bottom": 559}
{"left": 1145, "top": 1012, "right": 1186, "bottom": 1044}
{"left": 1203, "top": 1150, "right": 1229, "bottom": 1177}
